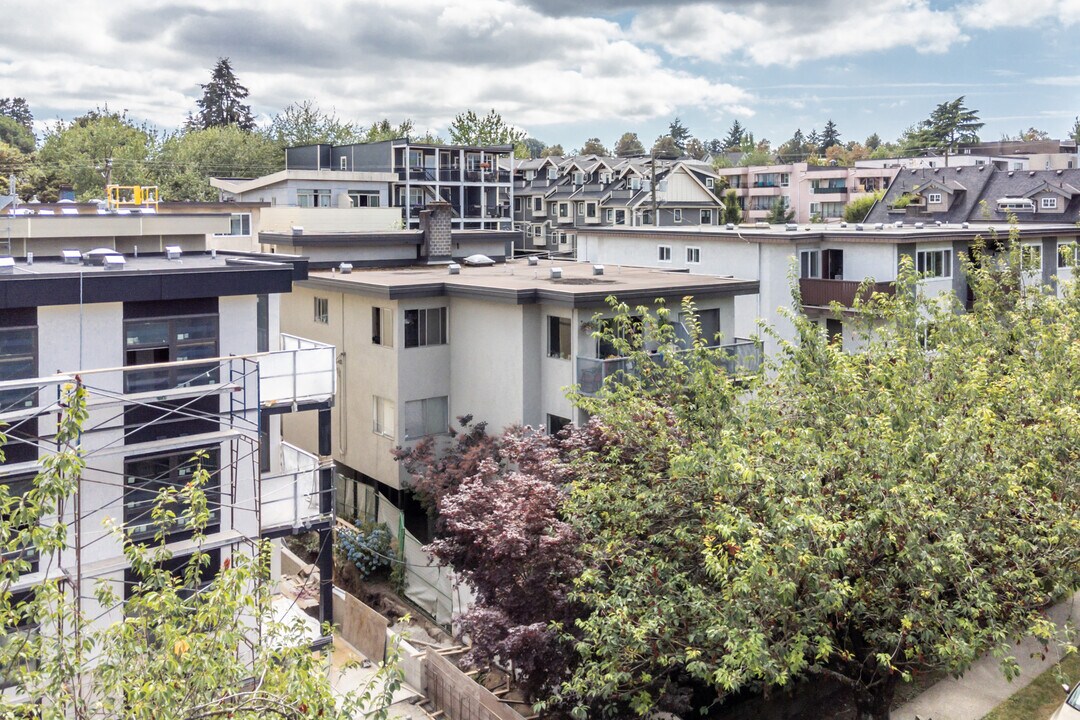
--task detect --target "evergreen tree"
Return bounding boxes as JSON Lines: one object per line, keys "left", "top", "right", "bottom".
{"left": 723, "top": 120, "right": 745, "bottom": 150}
{"left": 1070, "top": 117, "right": 1080, "bottom": 144}
{"left": 189, "top": 58, "right": 255, "bottom": 131}
{"left": 865, "top": 132, "right": 882, "bottom": 151}
{"left": 821, "top": 119, "right": 841, "bottom": 149}
{"left": 651, "top": 135, "right": 681, "bottom": 158}
{"left": 765, "top": 196, "right": 795, "bottom": 223}
{"left": 668, "top": 117, "right": 691, "bottom": 150}
{"left": 0, "top": 98, "right": 33, "bottom": 130}
{"left": 721, "top": 188, "right": 742, "bottom": 225}
{"left": 807, "top": 128, "right": 821, "bottom": 152}
{"left": 910, "top": 96, "right": 983, "bottom": 166}
{"left": 579, "top": 137, "right": 609, "bottom": 156}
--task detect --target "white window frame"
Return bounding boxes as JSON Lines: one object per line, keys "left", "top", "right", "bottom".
{"left": 700, "top": 209, "right": 713, "bottom": 225}
{"left": 658, "top": 245, "right": 672, "bottom": 263}
{"left": 799, "top": 249, "right": 821, "bottom": 279}
{"left": 373, "top": 396, "right": 396, "bottom": 438}
{"left": 1041, "top": 196, "right": 1058, "bottom": 209}
{"left": 673, "top": 209, "right": 683, "bottom": 223}
{"left": 215, "top": 212, "right": 251, "bottom": 237}
{"left": 630, "top": 177, "right": 641, "bottom": 191}
{"left": 573, "top": 171, "right": 585, "bottom": 186}
{"left": 605, "top": 208, "right": 614, "bottom": 223}
{"left": 576, "top": 201, "right": 585, "bottom": 215}
{"left": 534, "top": 196, "right": 543, "bottom": 212}
{"left": 339, "top": 156, "right": 348, "bottom": 170}
{"left": 559, "top": 202, "right": 569, "bottom": 218}
{"left": 780, "top": 173, "right": 790, "bottom": 188}
{"left": 915, "top": 249, "right": 952, "bottom": 279}
{"left": 313, "top": 297, "right": 329, "bottom": 324}
{"left": 1058, "top": 241, "right": 1079, "bottom": 268}
{"left": 403, "top": 396, "right": 449, "bottom": 439}
{"left": 1021, "top": 242, "right": 1042, "bottom": 273}
{"left": 371, "top": 307, "right": 393, "bottom": 347}
{"left": 686, "top": 246, "right": 701, "bottom": 264}
{"left": 705, "top": 178, "right": 714, "bottom": 189}
{"left": 927, "top": 192, "right": 942, "bottom": 205}
{"left": 547, "top": 167, "right": 558, "bottom": 180}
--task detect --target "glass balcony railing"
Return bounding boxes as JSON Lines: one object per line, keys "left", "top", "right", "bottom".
{"left": 576, "top": 339, "right": 762, "bottom": 396}
{"left": 257, "top": 334, "right": 336, "bottom": 409}
{"left": 260, "top": 442, "right": 331, "bottom": 532}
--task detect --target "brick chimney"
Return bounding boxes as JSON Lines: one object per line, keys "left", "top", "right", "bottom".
{"left": 419, "top": 200, "right": 453, "bottom": 264}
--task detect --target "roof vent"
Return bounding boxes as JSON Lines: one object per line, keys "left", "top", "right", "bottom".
{"left": 291, "top": 226, "right": 303, "bottom": 236}
{"left": 962, "top": 222, "right": 970, "bottom": 229}
{"left": 448, "top": 263, "right": 460, "bottom": 275}
{"left": 785, "top": 223, "right": 798, "bottom": 232}
{"left": 549, "top": 267, "right": 563, "bottom": 280}
{"left": 1029, "top": 171, "right": 1036, "bottom": 177}
{"left": 527, "top": 256, "right": 538, "bottom": 266}
{"left": 935, "top": 221, "right": 942, "bottom": 226}
{"left": 1008, "top": 171, "right": 1014, "bottom": 177}
{"left": 856, "top": 224, "right": 864, "bottom": 231}
{"left": 103, "top": 254, "right": 126, "bottom": 271}
{"left": 725, "top": 223, "right": 734, "bottom": 230}
{"left": 62, "top": 249, "right": 81, "bottom": 264}
{"left": 874, "top": 223, "right": 884, "bottom": 231}
{"left": 592, "top": 264, "right": 604, "bottom": 276}
{"left": 910, "top": 169, "right": 917, "bottom": 174}
{"left": 933, "top": 168, "right": 939, "bottom": 173}
{"left": 165, "top": 245, "right": 182, "bottom": 260}
{"left": 956, "top": 167, "right": 963, "bottom": 173}
{"left": 978, "top": 165, "right": 985, "bottom": 171}
{"left": 84, "top": 247, "right": 119, "bottom": 266}
{"left": 1057, "top": 169, "right": 1064, "bottom": 175}
{"left": 338, "top": 262, "right": 353, "bottom": 274}
{"left": 914, "top": 222, "right": 925, "bottom": 229}
{"left": 0, "top": 257, "right": 13, "bottom": 275}
{"left": 894, "top": 221, "right": 904, "bottom": 228}
{"left": 463, "top": 254, "right": 495, "bottom": 266}
{"left": 839, "top": 221, "right": 847, "bottom": 228}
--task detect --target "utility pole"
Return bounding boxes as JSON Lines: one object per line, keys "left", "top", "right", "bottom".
{"left": 651, "top": 151, "right": 658, "bottom": 227}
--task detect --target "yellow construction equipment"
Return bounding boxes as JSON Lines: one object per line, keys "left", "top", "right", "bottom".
{"left": 105, "top": 184, "right": 159, "bottom": 210}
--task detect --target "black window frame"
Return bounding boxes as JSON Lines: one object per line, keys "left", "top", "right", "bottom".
{"left": 123, "top": 314, "right": 220, "bottom": 393}
{"left": 0, "top": 325, "right": 38, "bottom": 414}
{"left": 547, "top": 316, "right": 571, "bottom": 359}
{"left": 123, "top": 447, "right": 221, "bottom": 544}
{"left": 404, "top": 308, "right": 448, "bottom": 348}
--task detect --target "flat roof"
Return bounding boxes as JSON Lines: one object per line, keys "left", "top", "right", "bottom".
{"left": 302, "top": 258, "right": 758, "bottom": 307}
{"left": 577, "top": 222, "right": 1080, "bottom": 244}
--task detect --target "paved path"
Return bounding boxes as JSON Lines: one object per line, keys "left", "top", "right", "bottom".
{"left": 893, "top": 593, "right": 1080, "bottom": 720}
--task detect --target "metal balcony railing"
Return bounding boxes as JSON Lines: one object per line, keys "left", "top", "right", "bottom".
{"left": 258, "top": 335, "right": 336, "bottom": 410}
{"left": 799, "top": 278, "right": 896, "bottom": 308}
{"left": 812, "top": 186, "right": 849, "bottom": 194}
{"left": 576, "top": 339, "right": 762, "bottom": 396}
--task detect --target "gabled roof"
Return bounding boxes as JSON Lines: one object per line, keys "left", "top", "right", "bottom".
{"left": 913, "top": 178, "right": 965, "bottom": 195}
{"left": 1021, "top": 180, "right": 1080, "bottom": 199}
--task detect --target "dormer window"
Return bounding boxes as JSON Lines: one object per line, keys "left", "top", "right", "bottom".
{"left": 573, "top": 172, "right": 585, "bottom": 186}
{"left": 599, "top": 172, "right": 610, "bottom": 184}
{"left": 630, "top": 177, "right": 641, "bottom": 191}
{"left": 547, "top": 167, "right": 558, "bottom": 180}
{"left": 1041, "top": 196, "right": 1058, "bottom": 210}
{"left": 927, "top": 193, "right": 942, "bottom": 204}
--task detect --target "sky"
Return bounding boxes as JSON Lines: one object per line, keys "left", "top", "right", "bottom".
{"left": 2, "top": 0, "right": 1078, "bottom": 151}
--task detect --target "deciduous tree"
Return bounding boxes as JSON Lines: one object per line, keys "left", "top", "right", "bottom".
{"left": 578, "top": 137, "right": 608, "bottom": 156}
{"left": 614, "top": 132, "right": 645, "bottom": 157}
{"left": 0, "top": 97, "right": 33, "bottom": 130}
{"left": 268, "top": 100, "right": 364, "bottom": 147}
{"left": 448, "top": 109, "right": 527, "bottom": 157}
{"left": 154, "top": 125, "right": 282, "bottom": 201}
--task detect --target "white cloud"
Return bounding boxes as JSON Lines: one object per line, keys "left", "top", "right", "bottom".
{"left": 0, "top": 0, "right": 752, "bottom": 133}
{"left": 958, "top": 0, "right": 1080, "bottom": 28}
{"left": 629, "top": 0, "right": 965, "bottom": 66}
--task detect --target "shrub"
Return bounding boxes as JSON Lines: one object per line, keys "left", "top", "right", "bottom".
{"left": 844, "top": 190, "right": 884, "bottom": 222}
{"left": 336, "top": 522, "right": 394, "bottom": 578}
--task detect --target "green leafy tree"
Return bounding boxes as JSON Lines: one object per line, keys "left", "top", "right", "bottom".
{"left": 776, "top": 128, "right": 806, "bottom": 162}
{"left": 540, "top": 143, "right": 564, "bottom": 158}
{"left": 188, "top": 57, "right": 255, "bottom": 131}
{"left": 843, "top": 190, "right": 883, "bottom": 222}
{"left": 37, "top": 107, "right": 157, "bottom": 200}
{"left": 910, "top": 96, "right": 984, "bottom": 165}
{"left": 0, "top": 97, "right": 33, "bottom": 129}
{"left": 0, "top": 116, "right": 35, "bottom": 153}
{"left": 723, "top": 119, "right": 745, "bottom": 149}
{"left": 865, "top": 132, "right": 881, "bottom": 151}
{"left": 268, "top": 100, "right": 364, "bottom": 147}
{"left": 154, "top": 125, "right": 283, "bottom": 201}
{"left": 650, "top": 135, "right": 681, "bottom": 158}
{"left": 578, "top": 137, "right": 608, "bottom": 156}
{"left": 668, "top": 117, "right": 691, "bottom": 150}
{"left": 765, "top": 195, "right": 795, "bottom": 223}
{"left": 0, "top": 382, "right": 402, "bottom": 718}
{"left": 614, "top": 132, "right": 645, "bottom": 157}
{"left": 721, "top": 188, "right": 742, "bottom": 224}
{"left": 523, "top": 138, "right": 547, "bottom": 158}
{"left": 1070, "top": 117, "right": 1080, "bottom": 144}
{"left": 684, "top": 137, "right": 707, "bottom": 160}
{"left": 821, "top": 119, "right": 841, "bottom": 149}
{"left": 448, "top": 109, "right": 527, "bottom": 157}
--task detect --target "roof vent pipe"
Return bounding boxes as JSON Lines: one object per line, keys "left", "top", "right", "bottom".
{"left": 448, "top": 263, "right": 460, "bottom": 275}
{"left": 549, "top": 267, "right": 562, "bottom": 279}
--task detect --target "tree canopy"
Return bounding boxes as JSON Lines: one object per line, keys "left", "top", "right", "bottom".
{"left": 578, "top": 137, "right": 608, "bottom": 156}
{"left": 154, "top": 125, "right": 282, "bottom": 201}
{"left": 614, "top": 132, "right": 645, "bottom": 157}
{"left": 400, "top": 229, "right": 1080, "bottom": 719}
{"left": 447, "top": 109, "right": 527, "bottom": 158}
{"left": 910, "top": 96, "right": 984, "bottom": 164}
{"left": 0, "top": 97, "right": 34, "bottom": 129}
{"left": 723, "top": 119, "right": 746, "bottom": 149}
{"left": 268, "top": 100, "right": 365, "bottom": 147}
{"left": 821, "top": 119, "right": 841, "bottom": 149}
{"left": 667, "top": 117, "right": 691, "bottom": 150}
{"left": 188, "top": 57, "right": 256, "bottom": 131}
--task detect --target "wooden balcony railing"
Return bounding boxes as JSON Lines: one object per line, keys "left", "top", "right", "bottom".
{"left": 799, "top": 278, "right": 895, "bottom": 308}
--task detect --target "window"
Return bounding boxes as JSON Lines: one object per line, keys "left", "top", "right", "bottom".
{"left": 559, "top": 203, "right": 569, "bottom": 218}
{"left": 1041, "top": 196, "right": 1058, "bottom": 210}
{"left": 534, "top": 196, "right": 543, "bottom": 212}
{"left": 586, "top": 203, "right": 597, "bottom": 218}
{"left": 404, "top": 307, "right": 448, "bottom": 348}
{"left": 404, "top": 396, "right": 449, "bottom": 439}
{"left": 800, "top": 249, "right": 821, "bottom": 279}
{"left": 605, "top": 208, "right": 614, "bottom": 223}
{"left": 314, "top": 297, "right": 329, "bottom": 324}
{"left": 576, "top": 202, "right": 585, "bottom": 216}
{"left": 573, "top": 172, "right": 585, "bottom": 185}
{"left": 927, "top": 193, "right": 942, "bottom": 205}
{"left": 215, "top": 213, "right": 251, "bottom": 236}
{"left": 547, "top": 414, "right": 571, "bottom": 435}
{"left": 257, "top": 294, "right": 269, "bottom": 353}
{"left": 547, "top": 167, "right": 558, "bottom": 180}
{"left": 348, "top": 191, "right": 380, "bottom": 208}
{"left": 1, "top": 475, "right": 39, "bottom": 572}
{"left": 686, "top": 247, "right": 701, "bottom": 264}
{"left": 514, "top": 198, "right": 523, "bottom": 213}
{"left": 340, "top": 156, "right": 348, "bottom": 170}
{"left": 916, "top": 249, "right": 952, "bottom": 278}
{"left": 658, "top": 245, "right": 672, "bottom": 262}
{"left": 673, "top": 209, "right": 683, "bottom": 223}
{"left": 0, "top": 324, "right": 37, "bottom": 412}
{"left": 373, "top": 396, "right": 396, "bottom": 438}
{"left": 641, "top": 209, "right": 653, "bottom": 225}
{"left": 630, "top": 177, "right": 641, "bottom": 190}
{"left": 614, "top": 209, "right": 626, "bottom": 225}
{"left": 1058, "top": 241, "right": 1079, "bottom": 268}
{"left": 705, "top": 178, "right": 714, "bottom": 189}
{"left": 700, "top": 209, "right": 713, "bottom": 225}
{"left": 548, "top": 316, "right": 571, "bottom": 359}
{"left": 124, "top": 448, "right": 220, "bottom": 542}
{"left": 124, "top": 314, "right": 219, "bottom": 393}
{"left": 372, "top": 307, "right": 393, "bottom": 347}
{"left": 1021, "top": 243, "right": 1042, "bottom": 272}
{"left": 532, "top": 225, "right": 542, "bottom": 238}
{"left": 780, "top": 173, "right": 790, "bottom": 187}
{"left": 297, "top": 189, "right": 331, "bottom": 207}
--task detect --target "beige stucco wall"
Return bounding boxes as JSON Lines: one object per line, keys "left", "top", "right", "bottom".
{"left": 260, "top": 207, "right": 401, "bottom": 233}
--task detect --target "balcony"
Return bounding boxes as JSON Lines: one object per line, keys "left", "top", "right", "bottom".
{"left": 439, "top": 168, "right": 461, "bottom": 182}
{"left": 396, "top": 168, "right": 438, "bottom": 182}
{"left": 576, "top": 339, "right": 761, "bottom": 396}
{"left": 257, "top": 335, "right": 336, "bottom": 412}
{"left": 799, "top": 278, "right": 896, "bottom": 308}
{"left": 260, "top": 442, "right": 332, "bottom": 533}
{"left": 812, "top": 186, "right": 849, "bottom": 195}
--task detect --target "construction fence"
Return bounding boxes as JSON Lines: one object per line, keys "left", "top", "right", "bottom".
{"left": 425, "top": 649, "right": 528, "bottom": 720}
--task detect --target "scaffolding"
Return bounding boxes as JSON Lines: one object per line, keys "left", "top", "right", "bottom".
{"left": 0, "top": 334, "right": 337, "bottom": 635}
